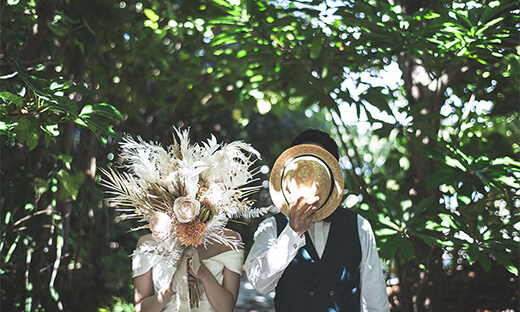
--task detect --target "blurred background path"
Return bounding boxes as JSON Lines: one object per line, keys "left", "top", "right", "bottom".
{"left": 235, "top": 273, "right": 275, "bottom": 312}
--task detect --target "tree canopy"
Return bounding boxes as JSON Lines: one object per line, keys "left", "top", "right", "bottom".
{"left": 1, "top": 0, "right": 519, "bottom": 311}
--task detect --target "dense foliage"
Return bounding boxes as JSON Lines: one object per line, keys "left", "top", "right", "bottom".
{"left": 1, "top": 0, "right": 518, "bottom": 311}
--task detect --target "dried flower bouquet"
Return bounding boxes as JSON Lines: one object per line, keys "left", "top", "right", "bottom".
{"left": 101, "top": 127, "right": 267, "bottom": 309}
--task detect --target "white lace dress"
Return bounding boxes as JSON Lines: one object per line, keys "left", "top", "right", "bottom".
{"left": 132, "top": 249, "right": 244, "bottom": 311}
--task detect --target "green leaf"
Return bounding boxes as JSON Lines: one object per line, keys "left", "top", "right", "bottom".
{"left": 0, "top": 121, "right": 16, "bottom": 133}
{"left": 410, "top": 196, "right": 436, "bottom": 217}
{"left": 26, "top": 132, "right": 39, "bottom": 150}
{"left": 57, "top": 169, "right": 85, "bottom": 201}
{"left": 14, "top": 118, "right": 39, "bottom": 150}
{"left": 0, "top": 91, "right": 24, "bottom": 107}
{"left": 492, "top": 156, "right": 520, "bottom": 168}
{"left": 212, "top": 0, "right": 234, "bottom": 10}
{"left": 47, "top": 21, "right": 68, "bottom": 36}
{"left": 209, "top": 16, "right": 242, "bottom": 25}
{"left": 444, "top": 155, "right": 467, "bottom": 171}
{"left": 34, "top": 177, "right": 49, "bottom": 196}
{"left": 466, "top": 243, "right": 480, "bottom": 264}
{"left": 41, "top": 124, "right": 60, "bottom": 137}
{"left": 361, "top": 87, "right": 392, "bottom": 116}
{"left": 42, "top": 99, "right": 78, "bottom": 115}
{"left": 309, "top": 35, "right": 322, "bottom": 60}
{"left": 374, "top": 228, "right": 399, "bottom": 236}
{"left": 421, "top": 145, "right": 444, "bottom": 161}
{"left": 453, "top": 11, "right": 473, "bottom": 29}
{"left": 505, "top": 265, "right": 518, "bottom": 276}
{"left": 76, "top": 115, "right": 121, "bottom": 139}
{"left": 414, "top": 233, "right": 436, "bottom": 247}
{"left": 144, "top": 9, "right": 159, "bottom": 22}
{"left": 487, "top": 247, "right": 518, "bottom": 276}
{"left": 379, "top": 234, "right": 400, "bottom": 259}
{"left": 424, "top": 12, "right": 440, "bottom": 20}
{"left": 237, "top": 50, "right": 247, "bottom": 58}
{"left": 54, "top": 154, "right": 73, "bottom": 170}
{"left": 438, "top": 213, "right": 458, "bottom": 230}
{"left": 400, "top": 237, "right": 415, "bottom": 261}
{"left": 424, "top": 220, "right": 443, "bottom": 231}
{"left": 378, "top": 213, "right": 400, "bottom": 231}
{"left": 79, "top": 103, "right": 123, "bottom": 122}
{"left": 49, "top": 80, "right": 74, "bottom": 92}
{"left": 250, "top": 75, "right": 264, "bottom": 83}
{"left": 4, "top": 211, "right": 11, "bottom": 225}
{"left": 434, "top": 238, "right": 455, "bottom": 247}
{"left": 497, "top": 176, "right": 520, "bottom": 188}
{"left": 74, "top": 117, "right": 88, "bottom": 128}
{"left": 475, "top": 17, "right": 504, "bottom": 36}
{"left": 5, "top": 236, "right": 20, "bottom": 263}
{"left": 479, "top": 253, "right": 491, "bottom": 271}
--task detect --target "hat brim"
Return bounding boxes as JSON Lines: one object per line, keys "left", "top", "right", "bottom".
{"left": 269, "top": 144, "right": 344, "bottom": 222}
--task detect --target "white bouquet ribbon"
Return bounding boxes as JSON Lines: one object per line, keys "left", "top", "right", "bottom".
{"left": 171, "top": 246, "right": 201, "bottom": 311}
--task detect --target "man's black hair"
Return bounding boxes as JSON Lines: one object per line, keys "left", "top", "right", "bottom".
{"left": 290, "top": 129, "right": 340, "bottom": 160}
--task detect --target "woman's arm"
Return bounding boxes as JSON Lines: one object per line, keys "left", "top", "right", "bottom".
{"left": 134, "top": 269, "right": 174, "bottom": 312}
{"left": 188, "top": 262, "right": 240, "bottom": 312}
{"left": 188, "top": 229, "right": 242, "bottom": 312}
{"left": 133, "top": 234, "right": 175, "bottom": 312}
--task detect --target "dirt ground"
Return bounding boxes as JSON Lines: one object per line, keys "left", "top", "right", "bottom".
{"left": 235, "top": 274, "right": 275, "bottom": 312}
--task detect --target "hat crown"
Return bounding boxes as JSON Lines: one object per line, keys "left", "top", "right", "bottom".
{"left": 282, "top": 156, "right": 332, "bottom": 208}
{"left": 269, "top": 144, "right": 344, "bottom": 222}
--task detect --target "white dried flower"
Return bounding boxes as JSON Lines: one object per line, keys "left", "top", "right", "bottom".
{"left": 149, "top": 212, "right": 172, "bottom": 239}
{"left": 158, "top": 172, "right": 177, "bottom": 194}
{"left": 173, "top": 197, "right": 201, "bottom": 223}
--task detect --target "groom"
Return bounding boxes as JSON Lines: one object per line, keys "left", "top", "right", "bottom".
{"left": 245, "top": 129, "right": 389, "bottom": 312}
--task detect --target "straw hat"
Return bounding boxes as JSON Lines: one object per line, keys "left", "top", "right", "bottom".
{"left": 269, "top": 144, "right": 344, "bottom": 222}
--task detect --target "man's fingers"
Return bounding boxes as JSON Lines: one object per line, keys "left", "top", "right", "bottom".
{"left": 290, "top": 196, "right": 319, "bottom": 212}
{"left": 290, "top": 197, "right": 305, "bottom": 211}
{"left": 303, "top": 196, "right": 320, "bottom": 213}
{"left": 307, "top": 195, "right": 320, "bottom": 206}
{"left": 303, "top": 203, "right": 317, "bottom": 214}
{"left": 287, "top": 195, "right": 320, "bottom": 235}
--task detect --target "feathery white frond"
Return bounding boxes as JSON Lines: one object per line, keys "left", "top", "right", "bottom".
{"left": 101, "top": 127, "right": 266, "bottom": 264}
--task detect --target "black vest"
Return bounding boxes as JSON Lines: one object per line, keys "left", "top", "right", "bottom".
{"left": 274, "top": 208, "right": 361, "bottom": 312}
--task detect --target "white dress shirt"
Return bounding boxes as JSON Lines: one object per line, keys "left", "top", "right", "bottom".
{"left": 245, "top": 213, "right": 390, "bottom": 312}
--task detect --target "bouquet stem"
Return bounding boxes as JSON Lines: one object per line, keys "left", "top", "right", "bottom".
{"left": 189, "top": 280, "right": 203, "bottom": 308}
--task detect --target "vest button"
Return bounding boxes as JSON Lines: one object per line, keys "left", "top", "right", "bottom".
{"left": 329, "top": 290, "right": 335, "bottom": 296}
{"left": 309, "top": 291, "right": 315, "bottom": 296}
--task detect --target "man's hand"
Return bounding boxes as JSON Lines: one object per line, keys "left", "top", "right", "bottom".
{"left": 288, "top": 196, "right": 319, "bottom": 236}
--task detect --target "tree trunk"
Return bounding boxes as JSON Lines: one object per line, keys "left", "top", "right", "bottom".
{"left": 396, "top": 45, "right": 449, "bottom": 310}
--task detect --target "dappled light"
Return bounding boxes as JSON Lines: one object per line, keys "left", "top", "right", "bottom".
{"left": 1, "top": 0, "right": 518, "bottom": 311}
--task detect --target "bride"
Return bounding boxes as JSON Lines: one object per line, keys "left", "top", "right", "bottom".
{"left": 132, "top": 229, "right": 243, "bottom": 312}
{"left": 100, "top": 128, "right": 267, "bottom": 312}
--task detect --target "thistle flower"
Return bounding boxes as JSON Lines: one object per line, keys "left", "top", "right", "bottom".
{"left": 176, "top": 218, "right": 207, "bottom": 247}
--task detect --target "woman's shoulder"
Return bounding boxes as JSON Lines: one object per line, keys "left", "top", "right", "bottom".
{"left": 218, "top": 229, "right": 243, "bottom": 255}
{"left": 199, "top": 229, "right": 242, "bottom": 258}
{"left": 223, "top": 228, "right": 242, "bottom": 244}
{"left": 136, "top": 233, "right": 154, "bottom": 248}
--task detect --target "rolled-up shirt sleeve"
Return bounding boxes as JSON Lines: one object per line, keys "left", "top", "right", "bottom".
{"left": 358, "top": 215, "right": 390, "bottom": 312}
{"left": 245, "top": 216, "right": 305, "bottom": 294}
